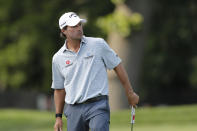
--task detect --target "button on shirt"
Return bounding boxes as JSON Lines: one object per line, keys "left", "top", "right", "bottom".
{"left": 51, "top": 36, "right": 121, "bottom": 104}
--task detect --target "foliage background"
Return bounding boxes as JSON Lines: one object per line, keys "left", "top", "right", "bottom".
{"left": 0, "top": 0, "right": 197, "bottom": 105}
{"left": 139, "top": 0, "right": 197, "bottom": 105}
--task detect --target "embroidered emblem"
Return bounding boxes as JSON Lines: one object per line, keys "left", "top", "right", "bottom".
{"left": 66, "top": 60, "right": 70, "bottom": 64}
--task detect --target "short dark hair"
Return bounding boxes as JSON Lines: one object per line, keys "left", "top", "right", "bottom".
{"left": 60, "top": 26, "right": 67, "bottom": 38}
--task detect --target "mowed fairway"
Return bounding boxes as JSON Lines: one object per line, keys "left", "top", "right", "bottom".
{"left": 111, "top": 104, "right": 197, "bottom": 131}
{"left": 0, "top": 104, "right": 197, "bottom": 131}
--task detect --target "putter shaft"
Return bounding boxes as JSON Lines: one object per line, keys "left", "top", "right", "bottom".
{"left": 131, "top": 123, "right": 133, "bottom": 131}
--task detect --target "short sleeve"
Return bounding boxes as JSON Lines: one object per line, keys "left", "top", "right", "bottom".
{"left": 101, "top": 39, "right": 121, "bottom": 70}
{"left": 51, "top": 58, "right": 64, "bottom": 89}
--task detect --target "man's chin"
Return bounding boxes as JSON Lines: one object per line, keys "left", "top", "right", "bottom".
{"left": 71, "top": 34, "right": 83, "bottom": 40}
{"left": 76, "top": 35, "right": 83, "bottom": 40}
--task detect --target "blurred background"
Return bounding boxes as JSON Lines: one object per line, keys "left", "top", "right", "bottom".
{"left": 0, "top": 0, "right": 197, "bottom": 130}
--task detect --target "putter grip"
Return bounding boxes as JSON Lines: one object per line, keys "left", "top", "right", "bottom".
{"left": 131, "top": 106, "right": 135, "bottom": 124}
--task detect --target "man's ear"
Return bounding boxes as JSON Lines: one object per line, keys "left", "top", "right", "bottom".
{"left": 61, "top": 29, "right": 65, "bottom": 33}
{"left": 61, "top": 29, "right": 67, "bottom": 36}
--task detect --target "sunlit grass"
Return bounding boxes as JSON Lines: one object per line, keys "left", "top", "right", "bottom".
{"left": 0, "top": 104, "right": 197, "bottom": 131}
{"left": 110, "top": 104, "right": 197, "bottom": 131}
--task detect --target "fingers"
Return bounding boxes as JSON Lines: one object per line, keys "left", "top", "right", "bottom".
{"left": 54, "top": 118, "right": 63, "bottom": 131}
{"left": 132, "top": 105, "right": 138, "bottom": 108}
{"left": 130, "top": 105, "right": 136, "bottom": 108}
{"left": 54, "top": 126, "right": 58, "bottom": 131}
{"left": 130, "top": 103, "right": 137, "bottom": 108}
{"left": 54, "top": 123, "right": 63, "bottom": 131}
{"left": 128, "top": 92, "right": 139, "bottom": 107}
{"left": 54, "top": 126, "right": 62, "bottom": 131}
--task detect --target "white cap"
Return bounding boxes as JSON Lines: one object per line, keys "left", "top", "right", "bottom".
{"left": 59, "top": 12, "right": 87, "bottom": 29}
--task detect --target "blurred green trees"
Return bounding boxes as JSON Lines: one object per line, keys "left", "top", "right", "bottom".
{"left": 0, "top": 0, "right": 142, "bottom": 93}
{"left": 0, "top": 0, "right": 196, "bottom": 105}
{"left": 0, "top": 0, "right": 115, "bottom": 92}
{"left": 140, "top": 0, "right": 197, "bottom": 105}
{"left": 97, "top": 0, "right": 143, "bottom": 37}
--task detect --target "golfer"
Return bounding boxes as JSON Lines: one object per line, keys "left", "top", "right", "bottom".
{"left": 52, "top": 12, "right": 139, "bottom": 131}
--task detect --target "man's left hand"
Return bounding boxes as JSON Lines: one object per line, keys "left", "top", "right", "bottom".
{"left": 127, "top": 91, "right": 139, "bottom": 108}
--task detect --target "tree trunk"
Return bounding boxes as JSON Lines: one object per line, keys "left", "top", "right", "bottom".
{"left": 108, "top": 0, "right": 153, "bottom": 110}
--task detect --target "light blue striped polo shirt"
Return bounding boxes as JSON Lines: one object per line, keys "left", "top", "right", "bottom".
{"left": 51, "top": 36, "right": 121, "bottom": 104}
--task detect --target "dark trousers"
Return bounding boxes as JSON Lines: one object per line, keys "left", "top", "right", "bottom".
{"left": 64, "top": 98, "right": 110, "bottom": 131}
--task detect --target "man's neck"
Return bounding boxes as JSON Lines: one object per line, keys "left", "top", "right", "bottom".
{"left": 66, "top": 39, "right": 81, "bottom": 53}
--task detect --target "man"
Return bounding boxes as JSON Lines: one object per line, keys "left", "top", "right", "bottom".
{"left": 52, "top": 12, "right": 139, "bottom": 131}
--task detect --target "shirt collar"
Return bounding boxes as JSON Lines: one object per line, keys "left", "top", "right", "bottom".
{"left": 62, "top": 35, "right": 86, "bottom": 53}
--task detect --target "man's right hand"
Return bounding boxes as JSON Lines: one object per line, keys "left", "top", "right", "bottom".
{"left": 54, "top": 117, "right": 63, "bottom": 131}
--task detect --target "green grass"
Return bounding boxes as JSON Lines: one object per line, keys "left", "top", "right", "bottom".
{"left": 0, "top": 104, "right": 197, "bottom": 131}
{"left": 111, "top": 104, "right": 197, "bottom": 131}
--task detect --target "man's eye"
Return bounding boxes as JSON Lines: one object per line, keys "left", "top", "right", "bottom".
{"left": 71, "top": 25, "right": 77, "bottom": 28}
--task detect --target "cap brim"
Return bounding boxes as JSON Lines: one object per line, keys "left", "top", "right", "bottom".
{"left": 80, "top": 19, "right": 87, "bottom": 23}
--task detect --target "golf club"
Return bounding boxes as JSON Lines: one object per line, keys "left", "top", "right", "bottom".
{"left": 130, "top": 106, "right": 135, "bottom": 131}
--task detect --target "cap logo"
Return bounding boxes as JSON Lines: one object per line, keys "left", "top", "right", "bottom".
{"left": 61, "top": 22, "right": 66, "bottom": 27}
{"left": 69, "top": 13, "right": 77, "bottom": 18}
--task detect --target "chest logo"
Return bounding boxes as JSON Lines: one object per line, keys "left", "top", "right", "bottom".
{"left": 66, "top": 60, "right": 70, "bottom": 65}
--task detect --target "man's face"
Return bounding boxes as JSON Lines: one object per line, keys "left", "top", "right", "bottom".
{"left": 63, "top": 22, "right": 83, "bottom": 40}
